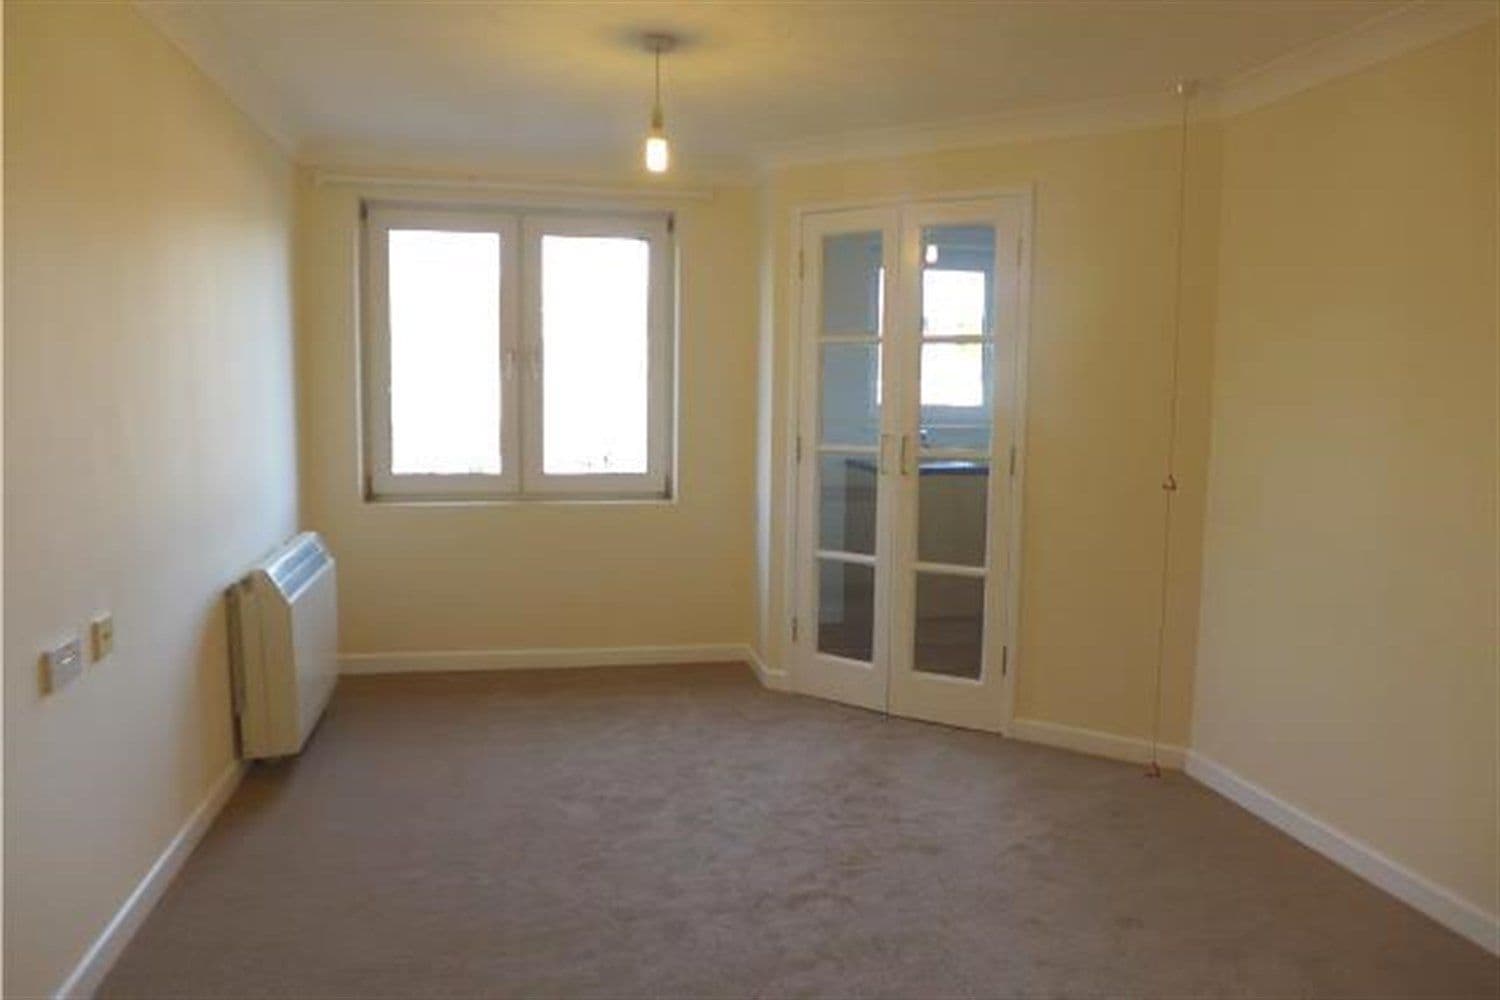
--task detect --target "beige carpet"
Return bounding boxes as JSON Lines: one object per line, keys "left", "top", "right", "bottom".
{"left": 101, "top": 663, "right": 1498, "bottom": 998}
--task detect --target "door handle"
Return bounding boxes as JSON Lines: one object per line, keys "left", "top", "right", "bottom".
{"left": 879, "top": 433, "right": 893, "bottom": 475}
{"left": 900, "top": 434, "right": 915, "bottom": 476}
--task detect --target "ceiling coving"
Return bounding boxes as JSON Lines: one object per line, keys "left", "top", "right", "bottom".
{"left": 137, "top": 1, "right": 1488, "bottom": 178}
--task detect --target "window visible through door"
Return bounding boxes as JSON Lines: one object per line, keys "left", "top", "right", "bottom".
{"left": 362, "top": 202, "right": 674, "bottom": 501}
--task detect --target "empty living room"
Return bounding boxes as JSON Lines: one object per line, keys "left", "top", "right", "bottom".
{"left": 4, "top": 1, "right": 1498, "bottom": 997}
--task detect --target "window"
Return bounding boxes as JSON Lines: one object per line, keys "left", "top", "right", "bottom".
{"left": 919, "top": 266, "right": 991, "bottom": 412}
{"left": 922, "top": 268, "right": 987, "bottom": 339}
{"left": 920, "top": 268, "right": 988, "bottom": 407}
{"left": 363, "top": 203, "right": 674, "bottom": 500}
{"left": 920, "top": 340, "right": 985, "bottom": 407}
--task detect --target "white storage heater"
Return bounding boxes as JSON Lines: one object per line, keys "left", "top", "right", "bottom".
{"left": 228, "top": 532, "right": 338, "bottom": 759}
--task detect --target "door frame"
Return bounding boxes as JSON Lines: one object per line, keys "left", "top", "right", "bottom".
{"left": 780, "top": 187, "right": 1035, "bottom": 734}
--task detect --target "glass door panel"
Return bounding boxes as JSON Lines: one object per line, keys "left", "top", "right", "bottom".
{"left": 920, "top": 225, "right": 994, "bottom": 336}
{"left": 887, "top": 203, "right": 1016, "bottom": 733}
{"left": 819, "top": 454, "right": 877, "bottom": 555}
{"left": 814, "top": 226, "right": 886, "bottom": 665}
{"left": 817, "top": 560, "right": 876, "bottom": 661}
{"left": 794, "top": 210, "right": 899, "bottom": 714}
{"left": 920, "top": 341, "right": 992, "bottom": 451}
{"left": 912, "top": 221, "right": 996, "bottom": 678}
{"left": 819, "top": 343, "right": 881, "bottom": 447}
{"left": 913, "top": 571, "right": 986, "bottom": 679}
{"left": 916, "top": 461, "right": 989, "bottom": 566}
{"left": 822, "top": 232, "right": 885, "bottom": 336}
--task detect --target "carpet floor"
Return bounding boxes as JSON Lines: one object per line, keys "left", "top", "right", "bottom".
{"left": 101, "top": 663, "right": 1498, "bottom": 999}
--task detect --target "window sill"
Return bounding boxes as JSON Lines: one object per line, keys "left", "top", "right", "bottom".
{"left": 362, "top": 493, "right": 678, "bottom": 508}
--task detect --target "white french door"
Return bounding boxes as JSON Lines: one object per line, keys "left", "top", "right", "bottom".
{"left": 793, "top": 208, "right": 900, "bottom": 713}
{"left": 791, "top": 196, "right": 1026, "bottom": 732}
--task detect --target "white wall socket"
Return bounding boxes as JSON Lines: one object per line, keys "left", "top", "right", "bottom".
{"left": 44, "top": 637, "right": 85, "bottom": 693}
{"left": 91, "top": 614, "right": 115, "bottom": 660}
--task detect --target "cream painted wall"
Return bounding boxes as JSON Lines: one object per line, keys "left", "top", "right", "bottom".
{"left": 3, "top": 2, "right": 298, "bottom": 995}
{"left": 297, "top": 178, "right": 758, "bottom": 655}
{"left": 1193, "top": 23, "right": 1498, "bottom": 924}
{"left": 758, "top": 124, "right": 1223, "bottom": 747}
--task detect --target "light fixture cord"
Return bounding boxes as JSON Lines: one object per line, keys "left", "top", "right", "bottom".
{"left": 1147, "top": 82, "right": 1194, "bottom": 779}
{"left": 653, "top": 44, "right": 663, "bottom": 124}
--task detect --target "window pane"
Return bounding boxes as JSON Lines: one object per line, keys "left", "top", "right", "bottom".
{"left": 819, "top": 453, "right": 877, "bottom": 555}
{"left": 920, "top": 341, "right": 992, "bottom": 451}
{"left": 388, "top": 230, "right": 502, "bottom": 475}
{"left": 821, "top": 231, "right": 884, "bottom": 336}
{"left": 921, "top": 224, "right": 995, "bottom": 338}
{"left": 541, "top": 235, "right": 650, "bottom": 475}
{"left": 917, "top": 461, "right": 989, "bottom": 566}
{"left": 818, "top": 560, "right": 875, "bottom": 662}
{"left": 820, "top": 342, "right": 881, "bottom": 446}
{"left": 913, "top": 572, "right": 985, "bottom": 679}
{"left": 922, "top": 270, "right": 987, "bottom": 337}
{"left": 921, "top": 341, "right": 985, "bottom": 407}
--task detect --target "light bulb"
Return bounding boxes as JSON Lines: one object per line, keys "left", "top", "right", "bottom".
{"left": 644, "top": 132, "right": 670, "bottom": 173}
{"left": 642, "top": 35, "right": 676, "bottom": 174}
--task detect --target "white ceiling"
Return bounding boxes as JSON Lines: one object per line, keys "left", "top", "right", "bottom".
{"left": 140, "top": 1, "right": 1432, "bottom": 177}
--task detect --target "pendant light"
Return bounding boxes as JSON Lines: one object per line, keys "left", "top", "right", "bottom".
{"left": 643, "top": 33, "right": 676, "bottom": 173}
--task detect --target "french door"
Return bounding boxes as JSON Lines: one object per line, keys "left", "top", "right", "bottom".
{"left": 792, "top": 196, "right": 1026, "bottom": 732}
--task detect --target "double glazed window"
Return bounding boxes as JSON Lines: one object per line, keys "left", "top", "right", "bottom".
{"left": 363, "top": 203, "right": 673, "bottom": 500}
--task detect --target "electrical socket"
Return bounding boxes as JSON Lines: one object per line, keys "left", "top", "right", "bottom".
{"left": 43, "top": 637, "right": 85, "bottom": 694}
{"left": 90, "top": 614, "right": 115, "bottom": 661}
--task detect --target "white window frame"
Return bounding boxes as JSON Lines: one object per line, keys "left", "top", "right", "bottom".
{"left": 364, "top": 204, "right": 520, "bottom": 500}
{"left": 362, "top": 201, "right": 675, "bottom": 502}
{"left": 521, "top": 212, "right": 674, "bottom": 497}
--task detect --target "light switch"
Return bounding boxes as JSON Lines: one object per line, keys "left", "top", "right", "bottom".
{"left": 91, "top": 614, "right": 115, "bottom": 661}
{"left": 44, "top": 637, "right": 85, "bottom": 693}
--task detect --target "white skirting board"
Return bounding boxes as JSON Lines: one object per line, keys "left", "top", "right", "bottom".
{"left": 1186, "top": 751, "right": 1500, "bottom": 956}
{"left": 619, "top": 657, "right": 1497, "bottom": 954}
{"left": 1008, "top": 717, "right": 1188, "bottom": 769}
{"left": 66, "top": 650, "right": 1485, "bottom": 1000}
{"left": 744, "top": 646, "right": 791, "bottom": 691}
{"left": 339, "top": 644, "right": 756, "bottom": 675}
{"left": 55, "top": 760, "right": 246, "bottom": 999}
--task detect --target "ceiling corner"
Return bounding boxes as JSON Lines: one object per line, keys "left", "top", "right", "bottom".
{"left": 133, "top": 0, "right": 306, "bottom": 155}
{"left": 1215, "top": 0, "right": 1499, "bottom": 118}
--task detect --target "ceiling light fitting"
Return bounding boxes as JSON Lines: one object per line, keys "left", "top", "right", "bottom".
{"left": 643, "top": 33, "right": 676, "bottom": 174}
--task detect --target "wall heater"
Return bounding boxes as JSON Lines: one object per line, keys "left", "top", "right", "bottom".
{"left": 227, "top": 532, "right": 338, "bottom": 759}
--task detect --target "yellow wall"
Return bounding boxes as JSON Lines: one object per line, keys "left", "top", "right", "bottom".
{"left": 1194, "top": 24, "right": 1498, "bottom": 922}
{"left": 6, "top": 3, "right": 1494, "bottom": 989}
{"left": 758, "top": 124, "right": 1224, "bottom": 748}
{"left": 3, "top": 2, "right": 299, "bottom": 996}
{"left": 297, "top": 179, "right": 759, "bottom": 655}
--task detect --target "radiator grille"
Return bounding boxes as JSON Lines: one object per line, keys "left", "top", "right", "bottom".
{"left": 265, "top": 533, "right": 331, "bottom": 600}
